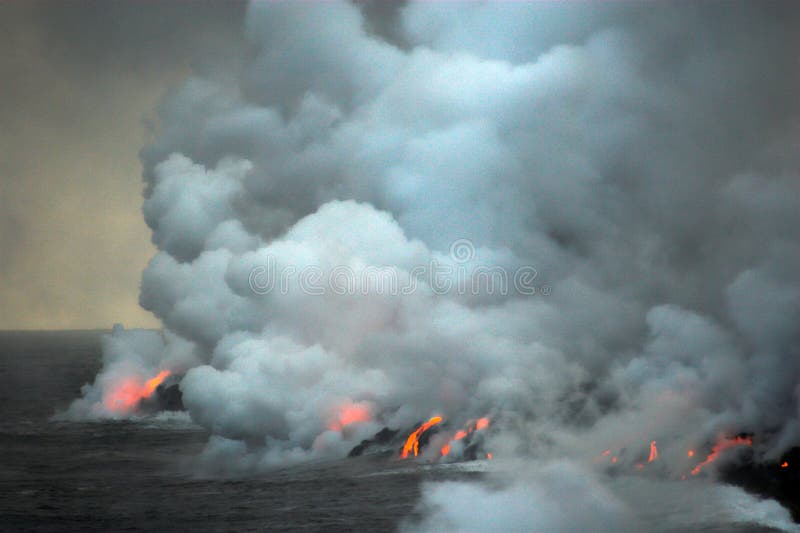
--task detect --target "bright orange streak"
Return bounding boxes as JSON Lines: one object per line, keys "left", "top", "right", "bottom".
{"left": 453, "top": 430, "right": 468, "bottom": 440}
{"left": 104, "top": 370, "right": 171, "bottom": 413}
{"left": 143, "top": 370, "right": 171, "bottom": 396}
{"left": 648, "top": 440, "right": 658, "bottom": 463}
{"left": 781, "top": 461, "right": 789, "bottom": 468}
{"left": 401, "top": 416, "right": 442, "bottom": 459}
{"left": 690, "top": 436, "right": 752, "bottom": 476}
{"left": 475, "top": 418, "right": 490, "bottom": 431}
{"left": 441, "top": 444, "right": 451, "bottom": 456}
{"left": 687, "top": 449, "right": 694, "bottom": 458}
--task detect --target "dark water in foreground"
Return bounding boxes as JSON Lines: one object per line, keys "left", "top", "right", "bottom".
{"left": 0, "top": 331, "right": 481, "bottom": 532}
{"left": 0, "top": 331, "right": 796, "bottom": 532}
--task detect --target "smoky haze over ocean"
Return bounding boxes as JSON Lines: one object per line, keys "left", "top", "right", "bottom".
{"left": 2, "top": 1, "right": 800, "bottom": 531}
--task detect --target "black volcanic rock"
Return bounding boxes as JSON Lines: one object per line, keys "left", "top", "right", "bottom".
{"left": 348, "top": 427, "right": 401, "bottom": 457}
{"left": 156, "top": 383, "right": 184, "bottom": 411}
{"left": 720, "top": 446, "right": 800, "bottom": 522}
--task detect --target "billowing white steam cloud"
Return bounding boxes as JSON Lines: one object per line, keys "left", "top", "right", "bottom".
{"left": 69, "top": 0, "right": 798, "bottom": 494}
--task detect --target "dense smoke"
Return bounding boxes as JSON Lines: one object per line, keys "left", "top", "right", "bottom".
{"left": 68, "top": 0, "right": 798, "bottom": 497}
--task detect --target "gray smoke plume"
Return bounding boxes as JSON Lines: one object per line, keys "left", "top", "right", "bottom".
{"left": 68, "top": 1, "right": 799, "bottom": 511}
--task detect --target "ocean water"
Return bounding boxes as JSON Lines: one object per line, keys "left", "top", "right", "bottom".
{"left": 0, "top": 330, "right": 796, "bottom": 532}
{"left": 0, "top": 331, "right": 481, "bottom": 532}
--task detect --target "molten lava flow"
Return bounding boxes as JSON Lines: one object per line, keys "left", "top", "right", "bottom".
{"left": 781, "top": 461, "right": 789, "bottom": 468}
{"left": 328, "top": 403, "right": 372, "bottom": 431}
{"left": 648, "top": 440, "right": 658, "bottom": 462}
{"left": 690, "top": 436, "right": 752, "bottom": 476}
{"left": 439, "top": 417, "right": 491, "bottom": 457}
{"left": 143, "top": 370, "right": 171, "bottom": 396}
{"left": 104, "top": 370, "right": 171, "bottom": 413}
{"left": 400, "top": 416, "right": 442, "bottom": 459}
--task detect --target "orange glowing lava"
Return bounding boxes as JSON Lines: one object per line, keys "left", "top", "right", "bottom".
{"left": 401, "top": 416, "right": 442, "bottom": 459}
{"left": 328, "top": 403, "right": 372, "bottom": 431}
{"left": 487, "top": 453, "right": 493, "bottom": 460}
{"left": 648, "top": 440, "right": 658, "bottom": 463}
{"left": 690, "top": 436, "right": 752, "bottom": 476}
{"left": 781, "top": 461, "right": 789, "bottom": 468}
{"left": 439, "top": 417, "right": 491, "bottom": 457}
{"left": 687, "top": 449, "right": 694, "bottom": 458}
{"left": 104, "top": 370, "right": 171, "bottom": 413}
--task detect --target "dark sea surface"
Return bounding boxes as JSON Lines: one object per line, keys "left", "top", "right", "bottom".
{"left": 0, "top": 330, "right": 484, "bottom": 532}
{"left": 0, "top": 331, "right": 796, "bottom": 532}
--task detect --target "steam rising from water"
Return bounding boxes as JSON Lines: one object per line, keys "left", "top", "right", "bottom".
{"left": 67, "top": 1, "right": 798, "bottom": 523}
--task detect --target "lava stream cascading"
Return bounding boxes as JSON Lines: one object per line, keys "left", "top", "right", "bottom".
{"left": 690, "top": 436, "right": 752, "bottom": 476}
{"left": 648, "top": 440, "right": 658, "bottom": 463}
{"left": 400, "top": 416, "right": 443, "bottom": 459}
{"left": 103, "top": 370, "right": 171, "bottom": 413}
{"left": 440, "top": 417, "right": 490, "bottom": 457}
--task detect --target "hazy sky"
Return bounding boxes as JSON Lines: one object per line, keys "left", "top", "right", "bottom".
{"left": 0, "top": 1, "right": 246, "bottom": 329}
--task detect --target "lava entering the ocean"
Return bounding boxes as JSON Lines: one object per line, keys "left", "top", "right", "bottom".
{"left": 440, "top": 417, "right": 491, "bottom": 457}
{"left": 400, "top": 416, "right": 442, "bottom": 459}
{"left": 103, "top": 370, "right": 171, "bottom": 414}
{"left": 690, "top": 436, "right": 752, "bottom": 476}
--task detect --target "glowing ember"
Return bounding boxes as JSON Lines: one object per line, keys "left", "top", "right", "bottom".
{"left": 687, "top": 449, "right": 694, "bottom": 458}
{"left": 690, "top": 436, "right": 752, "bottom": 476}
{"left": 328, "top": 403, "right": 372, "bottom": 431}
{"left": 781, "top": 461, "right": 789, "bottom": 468}
{"left": 611, "top": 456, "right": 618, "bottom": 464}
{"left": 475, "top": 417, "right": 490, "bottom": 431}
{"left": 400, "top": 416, "right": 442, "bottom": 459}
{"left": 648, "top": 440, "right": 658, "bottom": 462}
{"left": 602, "top": 449, "right": 611, "bottom": 457}
{"left": 487, "top": 453, "right": 492, "bottom": 459}
{"left": 103, "top": 370, "right": 171, "bottom": 413}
